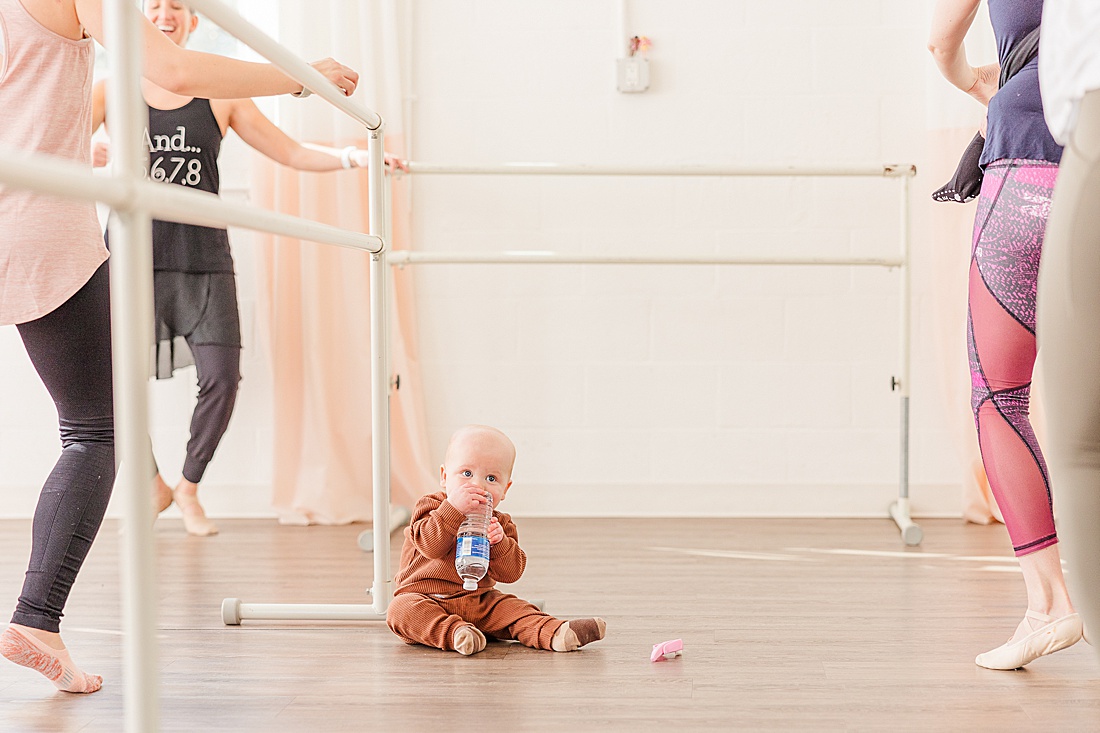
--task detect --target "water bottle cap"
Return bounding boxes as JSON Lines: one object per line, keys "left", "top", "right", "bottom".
{"left": 463, "top": 579, "right": 477, "bottom": 591}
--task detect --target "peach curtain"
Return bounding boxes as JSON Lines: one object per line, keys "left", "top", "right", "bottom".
{"left": 250, "top": 0, "right": 433, "bottom": 524}
{"left": 922, "top": 8, "right": 1003, "bottom": 523}
{"left": 923, "top": 127, "right": 1001, "bottom": 525}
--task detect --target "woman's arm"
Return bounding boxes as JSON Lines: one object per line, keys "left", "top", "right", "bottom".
{"left": 225, "top": 99, "right": 408, "bottom": 171}
{"left": 91, "top": 80, "right": 107, "bottom": 134}
{"left": 928, "top": 0, "right": 998, "bottom": 105}
{"left": 224, "top": 99, "right": 347, "bottom": 171}
{"left": 74, "top": 0, "right": 358, "bottom": 99}
{"left": 90, "top": 80, "right": 110, "bottom": 167}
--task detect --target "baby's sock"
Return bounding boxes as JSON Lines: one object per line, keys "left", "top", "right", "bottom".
{"left": 0, "top": 626, "right": 102, "bottom": 693}
{"left": 551, "top": 618, "right": 607, "bottom": 652}
{"left": 452, "top": 624, "right": 487, "bottom": 656}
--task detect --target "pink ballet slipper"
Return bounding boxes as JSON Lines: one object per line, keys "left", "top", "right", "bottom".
{"left": 650, "top": 638, "right": 683, "bottom": 662}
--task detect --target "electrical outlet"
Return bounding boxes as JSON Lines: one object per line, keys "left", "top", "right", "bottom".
{"left": 616, "top": 57, "right": 649, "bottom": 93}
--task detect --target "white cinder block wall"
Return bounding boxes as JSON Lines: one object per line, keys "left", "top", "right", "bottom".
{"left": 405, "top": 0, "right": 963, "bottom": 517}
{"left": 0, "top": 1, "right": 976, "bottom": 519}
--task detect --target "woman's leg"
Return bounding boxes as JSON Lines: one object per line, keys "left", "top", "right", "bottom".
{"left": 967, "top": 161, "right": 1079, "bottom": 664}
{"left": 1038, "top": 89, "right": 1100, "bottom": 656}
{"left": 0, "top": 262, "right": 113, "bottom": 692}
{"left": 172, "top": 342, "right": 240, "bottom": 536}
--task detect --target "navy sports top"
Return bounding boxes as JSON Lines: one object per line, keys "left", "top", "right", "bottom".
{"left": 146, "top": 98, "right": 234, "bottom": 273}
{"left": 980, "top": 0, "right": 1062, "bottom": 167}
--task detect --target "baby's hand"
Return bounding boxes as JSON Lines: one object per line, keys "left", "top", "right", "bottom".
{"left": 449, "top": 485, "right": 489, "bottom": 516}
{"left": 487, "top": 516, "right": 504, "bottom": 545}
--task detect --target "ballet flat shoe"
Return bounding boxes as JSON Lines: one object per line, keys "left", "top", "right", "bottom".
{"left": 975, "top": 611, "right": 1083, "bottom": 670}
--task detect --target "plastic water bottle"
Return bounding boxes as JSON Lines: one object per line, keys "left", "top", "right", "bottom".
{"left": 455, "top": 493, "right": 493, "bottom": 591}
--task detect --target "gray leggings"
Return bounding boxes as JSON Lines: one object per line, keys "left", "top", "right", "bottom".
{"left": 180, "top": 342, "right": 240, "bottom": 484}
{"left": 1037, "top": 88, "right": 1100, "bottom": 655}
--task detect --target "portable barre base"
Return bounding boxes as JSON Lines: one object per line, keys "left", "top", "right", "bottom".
{"left": 222, "top": 599, "right": 386, "bottom": 624}
{"left": 221, "top": 596, "right": 546, "bottom": 625}
{"left": 890, "top": 498, "right": 923, "bottom": 547}
{"left": 357, "top": 505, "right": 413, "bottom": 552}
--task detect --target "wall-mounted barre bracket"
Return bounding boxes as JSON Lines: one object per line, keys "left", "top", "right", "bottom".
{"left": 883, "top": 164, "right": 918, "bottom": 177}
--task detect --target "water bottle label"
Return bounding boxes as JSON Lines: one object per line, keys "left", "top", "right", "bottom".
{"left": 456, "top": 535, "right": 490, "bottom": 561}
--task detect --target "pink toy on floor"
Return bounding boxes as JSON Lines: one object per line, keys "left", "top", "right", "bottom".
{"left": 650, "top": 638, "right": 683, "bottom": 662}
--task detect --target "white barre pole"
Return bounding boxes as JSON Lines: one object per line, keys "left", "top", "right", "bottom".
{"left": 104, "top": 0, "right": 159, "bottom": 731}
{"left": 222, "top": 602, "right": 383, "bottom": 624}
{"left": 0, "top": 150, "right": 382, "bottom": 254}
{"left": 404, "top": 162, "right": 918, "bottom": 178}
{"left": 389, "top": 252, "right": 904, "bottom": 268}
{"left": 890, "top": 174, "right": 922, "bottom": 546}
{"left": 187, "top": 0, "right": 381, "bottom": 130}
{"left": 368, "top": 127, "right": 394, "bottom": 615}
{"left": 222, "top": 130, "right": 394, "bottom": 626}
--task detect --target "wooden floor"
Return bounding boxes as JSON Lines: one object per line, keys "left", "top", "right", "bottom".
{"left": 0, "top": 516, "right": 1097, "bottom": 732}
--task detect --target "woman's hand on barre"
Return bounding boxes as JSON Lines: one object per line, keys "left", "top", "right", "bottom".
{"left": 350, "top": 149, "right": 409, "bottom": 172}
{"left": 307, "top": 58, "right": 360, "bottom": 97}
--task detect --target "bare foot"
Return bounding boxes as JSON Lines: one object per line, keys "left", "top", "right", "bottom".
{"left": 173, "top": 479, "right": 218, "bottom": 536}
{"left": 0, "top": 625, "right": 102, "bottom": 693}
{"left": 153, "top": 473, "right": 173, "bottom": 515}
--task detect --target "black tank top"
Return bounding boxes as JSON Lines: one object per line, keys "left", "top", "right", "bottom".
{"left": 145, "top": 98, "right": 234, "bottom": 273}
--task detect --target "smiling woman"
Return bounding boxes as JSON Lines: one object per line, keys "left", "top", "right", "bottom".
{"left": 92, "top": 0, "right": 241, "bottom": 84}
{"left": 90, "top": 0, "right": 384, "bottom": 536}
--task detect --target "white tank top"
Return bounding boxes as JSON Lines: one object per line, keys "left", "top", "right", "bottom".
{"left": 0, "top": 0, "right": 107, "bottom": 325}
{"left": 1040, "top": 0, "right": 1100, "bottom": 144}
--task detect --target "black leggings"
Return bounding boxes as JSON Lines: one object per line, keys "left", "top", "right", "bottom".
{"left": 13, "top": 262, "right": 114, "bottom": 633}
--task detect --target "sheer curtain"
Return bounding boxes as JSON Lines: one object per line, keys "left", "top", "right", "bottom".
{"left": 250, "top": 0, "right": 432, "bottom": 524}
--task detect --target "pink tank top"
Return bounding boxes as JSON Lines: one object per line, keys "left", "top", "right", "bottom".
{"left": 0, "top": 0, "right": 107, "bottom": 325}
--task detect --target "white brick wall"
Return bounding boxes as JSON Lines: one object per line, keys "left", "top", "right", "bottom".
{"left": 405, "top": 0, "right": 962, "bottom": 516}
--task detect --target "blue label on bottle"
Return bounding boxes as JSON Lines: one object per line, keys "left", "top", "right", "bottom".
{"left": 456, "top": 536, "right": 490, "bottom": 561}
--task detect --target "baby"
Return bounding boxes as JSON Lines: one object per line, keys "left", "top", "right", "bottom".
{"left": 387, "top": 425, "right": 606, "bottom": 655}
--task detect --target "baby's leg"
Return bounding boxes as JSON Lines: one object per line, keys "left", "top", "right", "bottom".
{"left": 475, "top": 591, "right": 568, "bottom": 651}
{"left": 387, "top": 594, "right": 481, "bottom": 654}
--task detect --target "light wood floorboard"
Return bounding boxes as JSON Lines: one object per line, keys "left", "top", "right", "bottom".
{"left": 0, "top": 517, "right": 1097, "bottom": 732}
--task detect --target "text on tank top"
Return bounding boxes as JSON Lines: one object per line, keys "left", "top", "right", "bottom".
{"left": 146, "top": 98, "right": 234, "bottom": 273}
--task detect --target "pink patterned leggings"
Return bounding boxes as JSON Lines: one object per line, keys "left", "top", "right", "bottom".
{"left": 969, "top": 159, "right": 1059, "bottom": 557}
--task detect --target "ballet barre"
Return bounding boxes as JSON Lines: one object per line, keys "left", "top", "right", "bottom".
{"left": 389, "top": 161, "right": 922, "bottom": 547}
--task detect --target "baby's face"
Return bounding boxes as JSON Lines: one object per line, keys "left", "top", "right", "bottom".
{"left": 441, "top": 430, "right": 514, "bottom": 508}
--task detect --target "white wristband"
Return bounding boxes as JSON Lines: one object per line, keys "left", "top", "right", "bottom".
{"left": 340, "top": 146, "right": 357, "bottom": 169}
{"left": 291, "top": 86, "right": 312, "bottom": 98}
